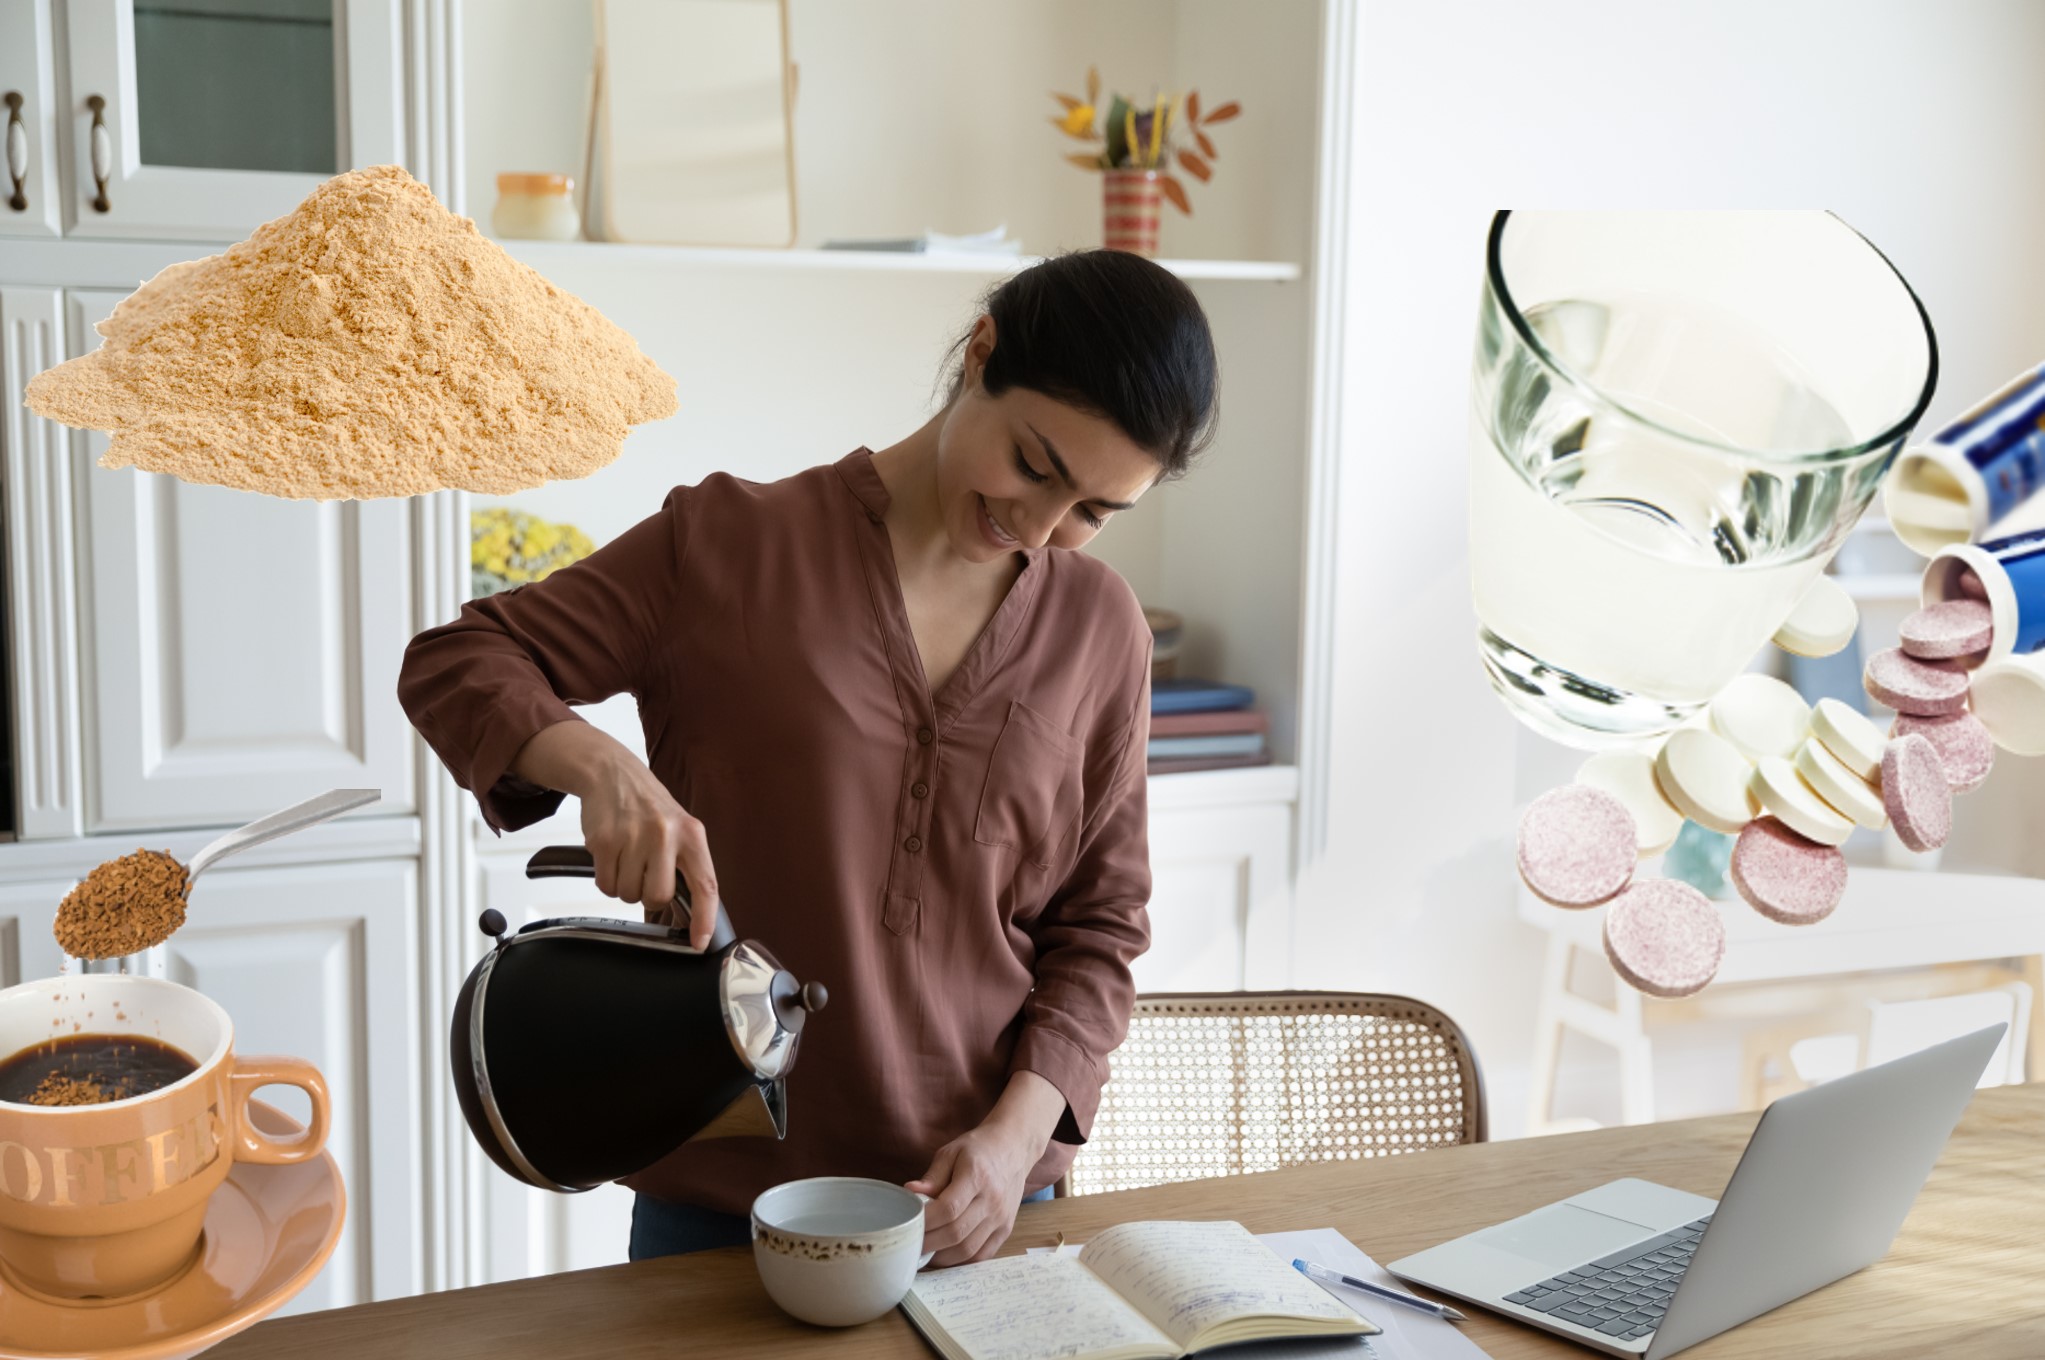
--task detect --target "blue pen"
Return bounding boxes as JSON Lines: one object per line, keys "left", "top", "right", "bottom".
{"left": 1293, "top": 1258, "right": 1467, "bottom": 1323}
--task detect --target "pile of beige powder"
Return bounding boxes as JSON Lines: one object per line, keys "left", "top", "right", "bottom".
{"left": 25, "top": 165, "right": 676, "bottom": 499}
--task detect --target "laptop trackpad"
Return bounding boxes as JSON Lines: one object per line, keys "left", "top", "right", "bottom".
{"left": 1480, "top": 1203, "right": 1655, "bottom": 1271}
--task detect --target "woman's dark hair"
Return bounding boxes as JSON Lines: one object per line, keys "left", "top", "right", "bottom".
{"left": 940, "top": 250, "right": 1220, "bottom": 480}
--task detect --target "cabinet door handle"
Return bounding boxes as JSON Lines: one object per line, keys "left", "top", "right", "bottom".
{"left": 86, "top": 93, "right": 110, "bottom": 213}
{"left": 4, "top": 92, "right": 25, "bottom": 212}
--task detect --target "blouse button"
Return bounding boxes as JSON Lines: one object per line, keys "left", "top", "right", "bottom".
{"left": 911, "top": 781, "right": 929, "bottom": 799}
{"left": 904, "top": 835, "right": 923, "bottom": 853}
{"left": 916, "top": 727, "right": 934, "bottom": 745}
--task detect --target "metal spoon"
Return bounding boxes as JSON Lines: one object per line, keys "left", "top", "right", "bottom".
{"left": 77, "top": 789, "right": 381, "bottom": 973}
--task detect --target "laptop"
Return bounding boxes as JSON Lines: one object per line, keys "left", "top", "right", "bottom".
{"left": 1388, "top": 1024, "right": 2006, "bottom": 1358}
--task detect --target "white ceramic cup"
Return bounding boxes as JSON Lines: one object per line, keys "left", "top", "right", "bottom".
{"left": 750, "top": 1176, "right": 933, "bottom": 1327}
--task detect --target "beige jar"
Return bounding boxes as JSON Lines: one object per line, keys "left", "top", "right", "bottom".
{"left": 491, "top": 173, "right": 580, "bottom": 241}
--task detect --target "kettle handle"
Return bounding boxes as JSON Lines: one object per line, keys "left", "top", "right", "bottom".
{"left": 525, "top": 845, "right": 737, "bottom": 952}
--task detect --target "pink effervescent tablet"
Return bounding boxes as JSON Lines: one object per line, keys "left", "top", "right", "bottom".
{"left": 1891, "top": 711, "right": 1997, "bottom": 795}
{"left": 1899, "top": 599, "right": 1994, "bottom": 661}
{"left": 1730, "top": 817, "right": 1847, "bottom": 925}
{"left": 1602, "top": 878, "right": 1727, "bottom": 998}
{"left": 1518, "top": 785, "right": 1636, "bottom": 909}
{"left": 1956, "top": 567, "right": 1990, "bottom": 602}
{"left": 1882, "top": 734, "right": 1953, "bottom": 852}
{"left": 1863, "top": 648, "right": 1970, "bottom": 716}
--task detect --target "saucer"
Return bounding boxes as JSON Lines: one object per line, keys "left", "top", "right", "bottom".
{"left": 0, "top": 1100, "right": 346, "bottom": 1360}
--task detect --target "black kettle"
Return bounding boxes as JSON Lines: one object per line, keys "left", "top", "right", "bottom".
{"left": 449, "top": 846, "right": 828, "bottom": 1193}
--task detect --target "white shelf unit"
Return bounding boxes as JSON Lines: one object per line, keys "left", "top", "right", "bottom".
{"left": 502, "top": 240, "right": 1302, "bottom": 282}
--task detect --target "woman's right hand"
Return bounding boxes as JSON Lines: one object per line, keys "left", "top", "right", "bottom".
{"left": 511, "top": 721, "right": 722, "bottom": 948}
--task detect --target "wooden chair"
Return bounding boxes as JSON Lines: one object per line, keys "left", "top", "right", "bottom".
{"left": 1057, "top": 991, "right": 1487, "bottom": 1197}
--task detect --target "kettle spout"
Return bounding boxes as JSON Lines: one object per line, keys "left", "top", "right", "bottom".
{"left": 684, "top": 1079, "right": 790, "bottom": 1143}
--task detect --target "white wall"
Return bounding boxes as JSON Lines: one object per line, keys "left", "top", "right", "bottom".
{"left": 1295, "top": 0, "right": 2045, "bottom": 1134}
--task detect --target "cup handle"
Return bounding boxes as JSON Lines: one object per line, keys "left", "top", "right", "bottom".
{"left": 228, "top": 1056, "right": 331, "bottom": 1165}
{"left": 912, "top": 1190, "right": 934, "bottom": 1270}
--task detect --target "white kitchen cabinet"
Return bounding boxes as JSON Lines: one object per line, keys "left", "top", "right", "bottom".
{"left": 0, "top": 878, "right": 76, "bottom": 985}
{"left": 0, "top": 1, "right": 65, "bottom": 239}
{"left": 162, "top": 855, "right": 421, "bottom": 1310}
{"left": 1, "top": 286, "right": 86, "bottom": 840}
{"left": 467, "top": 845, "right": 637, "bottom": 1283}
{"left": 66, "top": 286, "right": 415, "bottom": 833}
{"left": 1139, "top": 767, "right": 1299, "bottom": 993}
{"left": 61, "top": 0, "right": 404, "bottom": 240}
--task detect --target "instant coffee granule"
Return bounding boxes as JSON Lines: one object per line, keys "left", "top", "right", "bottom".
{"left": 53, "top": 850, "right": 190, "bottom": 960}
{"left": 26, "top": 1073, "right": 117, "bottom": 1107}
{"left": 25, "top": 165, "right": 677, "bottom": 499}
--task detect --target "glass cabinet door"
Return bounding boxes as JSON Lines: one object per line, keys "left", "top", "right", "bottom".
{"left": 131, "top": 0, "right": 337, "bottom": 176}
{"left": 64, "top": 0, "right": 400, "bottom": 241}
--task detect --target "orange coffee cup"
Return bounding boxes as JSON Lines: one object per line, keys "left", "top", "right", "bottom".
{"left": 0, "top": 975, "right": 329, "bottom": 1300}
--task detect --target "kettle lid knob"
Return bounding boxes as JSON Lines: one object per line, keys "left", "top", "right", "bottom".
{"left": 770, "top": 972, "right": 827, "bottom": 1034}
{"left": 478, "top": 909, "right": 507, "bottom": 943}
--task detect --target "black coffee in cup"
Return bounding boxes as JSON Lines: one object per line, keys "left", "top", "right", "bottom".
{"left": 0, "top": 1034, "right": 198, "bottom": 1106}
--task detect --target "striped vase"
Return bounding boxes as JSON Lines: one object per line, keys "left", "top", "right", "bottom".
{"left": 1102, "top": 168, "right": 1162, "bottom": 256}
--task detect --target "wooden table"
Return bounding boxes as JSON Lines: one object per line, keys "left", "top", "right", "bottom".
{"left": 216, "top": 1084, "right": 2045, "bottom": 1360}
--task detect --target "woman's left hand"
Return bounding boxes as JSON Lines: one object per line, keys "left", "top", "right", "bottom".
{"left": 908, "top": 1073, "right": 1066, "bottom": 1267}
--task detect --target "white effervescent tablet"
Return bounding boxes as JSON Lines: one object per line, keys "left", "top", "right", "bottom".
{"left": 1750, "top": 756, "right": 1855, "bottom": 847}
{"left": 1794, "top": 738, "right": 1887, "bottom": 829}
{"left": 1810, "top": 697, "right": 1885, "bottom": 782}
{"left": 1772, "top": 575, "right": 1859, "bottom": 658}
{"left": 1970, "top": 658, "right": 2045, "bottom": 757}
{"left": 1654, "top": 728, "right": 1760, "bottom": 835}
{"left": 1710, "top": 673, "right": 1814, "bottom": 763}
{"left": 1577, "top": 749, "right": 1686, "bottom": 857}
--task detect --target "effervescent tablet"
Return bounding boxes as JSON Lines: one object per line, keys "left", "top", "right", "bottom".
{"left": 1710, "top": 674, "right": 1814, "bottom": 762}
{"left": 1899, "top": 599, "right": 1994, "bottom": 662}
{"left": 1970, "top": 654, "right": 2045, "bottom": 756}
{"left": 1517, "top": 785, "right": 1637, "bottom": 908}
{"left": 1749, "top": 756, "right": 1855, "bottom": 847}
{"left": 1602, "top": 878, "right": 1727, "bottom": 998}
{"left": 1794, "top": 738, "right": 1887, "bottom": 828}
{"left": 1863, "top": 647, "right": 1970, "bottom": 717}
{"left": 1890, "top": 712, "right": 1996, "bottom": 795}
{"left": 1882, "top": 734, "right": 1953, "bottom": 853}
{"left": 1730, "top": 817, "right": 1847, "bottom": 925}
{"left": 1576, "top": 750, "right": 1685, "bottom": 858}
{"left": 1654, "top": 727, "right": 1759, "bottom": 835}
{"left": 1772, "top": 575, "right": 1858, "bottom": 658}
{"left": 1809, "top": 697, "right": 1885, "bottom": 781}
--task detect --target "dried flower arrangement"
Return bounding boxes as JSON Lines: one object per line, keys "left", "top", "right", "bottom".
{"left": 1050, "top": 66, "right": 1241, "bottom": 215}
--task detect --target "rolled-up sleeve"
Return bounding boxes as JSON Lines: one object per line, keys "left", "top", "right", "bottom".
{"left": 397, "top": 489, "right": 689, "bottom": 833}
{"left": 1010, "top": 676, "right": 1152, "bottom": 1144}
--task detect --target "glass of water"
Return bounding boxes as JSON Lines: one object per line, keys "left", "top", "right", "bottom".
{"left": 1471, "top": 211, "right": 1938, "bottom": 748}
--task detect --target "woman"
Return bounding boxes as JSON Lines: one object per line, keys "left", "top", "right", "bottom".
{"left": 400, "top": 249, "right": 1219, "bottom": 1266}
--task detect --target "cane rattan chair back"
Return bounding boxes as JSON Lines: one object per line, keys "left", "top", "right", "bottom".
{"left": 1061, "top": 991, "right": 1487, "bottom": 1197}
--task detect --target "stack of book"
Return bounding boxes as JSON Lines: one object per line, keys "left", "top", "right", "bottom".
{"left": 1148, "top": 678, "right": 1269, "bottom": 775}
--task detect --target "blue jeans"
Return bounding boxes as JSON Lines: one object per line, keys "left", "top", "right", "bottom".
{"left": 630, "top": 1182, "right": 1057, "bottom": 1261}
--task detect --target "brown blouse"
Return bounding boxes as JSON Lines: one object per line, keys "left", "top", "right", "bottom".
{"left": 399, "top": 450, "right": 1153, "bottom": 1212}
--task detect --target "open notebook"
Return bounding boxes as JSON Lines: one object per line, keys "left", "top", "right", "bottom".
{"left": 901, "top": 1220, "right": 1380, "bottom": 1360}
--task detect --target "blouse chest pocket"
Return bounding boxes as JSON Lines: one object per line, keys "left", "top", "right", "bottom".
{"left": 974, "top": 700, "right": 1085, "bottom": 869}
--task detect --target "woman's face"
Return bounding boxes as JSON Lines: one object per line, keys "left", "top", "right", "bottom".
{"left": 934, "top": 316, "right": 1164, "bottom": 563}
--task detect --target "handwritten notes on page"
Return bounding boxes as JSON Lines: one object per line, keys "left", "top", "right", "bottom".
{"left": 1079, "top": 1221, "right": 1364, "bottom": 1345}
{"left": 904, "top": 1252, "right": 1173, "bottom": 1360}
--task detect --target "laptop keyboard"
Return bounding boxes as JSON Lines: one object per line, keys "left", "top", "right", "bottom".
{"left": 1502, "top": 1215, "right": 1712, "bottom": 1342}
